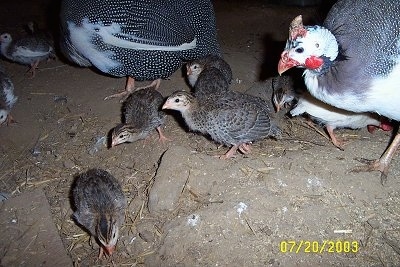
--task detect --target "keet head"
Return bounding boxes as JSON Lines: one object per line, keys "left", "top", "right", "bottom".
{"left": 162, "top": 91, "right": 193, "bottom": 112}
{"left": 272, "top": 89, "right": 295, "bottom": 113}
{"left": 186, "top": 62, "right": 203, "bottom": 87}
{"left": 0, "top": 33, "right": 12, "bottom": 44}
{"left": 0, "top": 109, "right": 9, "bottom": 124}
{"left": 278, "top": 16, "right": 338, "bottom": 75}
{"left": 111, "top": 124, "right": 140, "bottom": 147}
{"left": 96, "top": 214, "right": 120, "bottom": 256}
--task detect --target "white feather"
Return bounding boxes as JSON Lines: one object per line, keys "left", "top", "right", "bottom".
{"left": 94, "top": 21, "right": 197, "bottom": 51}
{"left": 68, "top": 21, "right": 120, "bottom": 72}
{"left": 13, "top": 46, "right": 52, "bottom": 58}
{"left": 305, "top": 52, "right": 400, "bottom": 121}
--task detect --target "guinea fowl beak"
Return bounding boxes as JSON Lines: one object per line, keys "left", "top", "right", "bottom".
{"left": 162, "top": 102, "right": 170, "bottom": 110}
{"left": 104, "top": 245, "right": 115, "bottom": 256}
{"left": 278, "top": 50, "right": 299, "bottom": 75}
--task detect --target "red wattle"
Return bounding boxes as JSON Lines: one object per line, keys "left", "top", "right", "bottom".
{"left": 305, "top": 56, "right": 324, "bottom": 69}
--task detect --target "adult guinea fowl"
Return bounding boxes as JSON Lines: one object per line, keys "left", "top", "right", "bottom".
{"left": 277, "top": 0, "right": 400, "bottom": 183}
{"left": 71, "top": 168, "right": 126, "bottom": 258}
{"left": 111, "top": 88, "right": 169, "bottom": 147}
{"left": 162, "top": 91, "right": 281, "bottom": 159}
{"left": 60, "top": 0, "right": 221, "bottom": 100}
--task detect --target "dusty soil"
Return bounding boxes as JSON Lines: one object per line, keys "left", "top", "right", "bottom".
{"left": 1, "top": 0, "right": 400, "bottom": 266}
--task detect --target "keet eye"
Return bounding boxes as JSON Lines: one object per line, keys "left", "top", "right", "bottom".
{"left": 295, "top": 47, "right": 304, "bottom": 53}
{"left": 174, "top": 98, "right": 180, "bottom": 103}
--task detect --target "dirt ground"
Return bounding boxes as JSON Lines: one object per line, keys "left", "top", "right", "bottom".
{"left": 1, "top": 0, "right": 400, "bottom": 266}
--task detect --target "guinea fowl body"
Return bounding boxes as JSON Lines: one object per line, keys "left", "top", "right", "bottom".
{"left": 278, "top": 0, "right": 400, "bottom": 181}
{"left": 163, "top": 91, "right": 281, "bottom": 159}
{"left": 0, "top": 33, "right": 54, "bottom": 77}
{"left": 0, "top": 65, "right": 17, "bottom": 125}
{"left": 111, "top": 88, "right": 167, "bottom": 146}
{"left": 60, "top": 0, "right": 221, "bottom": 98}
{"left": 72, "top": 169, "right": 126, "bottom": 258}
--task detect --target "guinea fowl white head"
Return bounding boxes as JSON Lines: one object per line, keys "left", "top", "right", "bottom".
{"left": 278, "top": 0, "right": 400, "bottom": 183}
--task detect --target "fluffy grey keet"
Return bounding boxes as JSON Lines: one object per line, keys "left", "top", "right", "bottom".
{"left": 186, "top": 55, "right": 232, "bottom": 87}
{"left": 72, "top": 168, "right": 126, "bottom": 258}
{"left": 278, "top": 0, "right": 400, "bottom": 182}
{"left": 111, "top": 88, "right": 168, "bottom": 147}
{"left": 60, "top": 0, "right": 221, "bottom": 99}
{"left": 163, "top": 91, "right": 281, "bottom": 159}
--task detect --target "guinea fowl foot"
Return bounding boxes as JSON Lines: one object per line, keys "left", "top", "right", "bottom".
{"left": 104, "top": 78, "right": 161, "bottom": 101}
{"left": 219, "top": 145, "right": 239, "bottom": 159}
{"left": 27, "top": 60, "right": 39, "bottom": 78}
{"left": 238, "top": 143, "right": 252, "bottom": 154}
{"left": 326, "top": 125, "right": 345, "bottom": 150}
{"left": 351, "top": 133, "right": 400, "bottom": 185}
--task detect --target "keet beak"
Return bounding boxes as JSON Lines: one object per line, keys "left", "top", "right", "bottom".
{"left": 278, "top": 50, "right": 300, "bottom": 75}
{"left": 104, "top": 245, "right": 115, "bottom": 256}
{"left": 162, "top": 102, "right": 170, "bottom": 110}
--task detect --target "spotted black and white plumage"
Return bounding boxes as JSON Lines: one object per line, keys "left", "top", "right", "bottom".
{"left": 163, "top": 91, "right": 281, "bottom": 159}
{"left": 278, "top": 0, "right": 400, "bottom": 181}
{"left": 111, "top": 88, "right": 167, "bottom": 146}
{"left": 0, "top": 65, "right": 17, "bottom": 125}
{"left": 60, "top": 0, "right": 221, "bottom": 84}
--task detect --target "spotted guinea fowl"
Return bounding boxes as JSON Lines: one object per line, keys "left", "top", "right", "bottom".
{"left": 162, "top": 91, "right": 281, "bottom": 159}
{"left": 186, "top": 55, "right": 232, "bottom": 87}
{"left": 278, "top": 0, "right": 400, "bottom": 183}
{"left": 60, "top": 0, "right": 221, "bottom": 100}
{"left": 0, "top": 65, "right": 17, "bottom": 125}
{"left": 111, "top": 88, "right": 168, "bottom": 147}
{"left": 0, "top": 31, "right": 55, "bottom": 78}
{"left": 71, "top": 168, "right": 126, "bottom": 258}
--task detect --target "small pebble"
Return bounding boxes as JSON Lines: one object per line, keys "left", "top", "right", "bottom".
{"left": 63, "top": 159, "right": 75, "bottom": 169}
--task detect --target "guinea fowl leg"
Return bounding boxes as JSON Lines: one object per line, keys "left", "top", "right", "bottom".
{"left": 238, "top": 143, "right": 252, "bottom": 154}
{"left": 326, "top": 125, "right": 345, "bottom": 150}
{"left": 104, "top": 78, "right": 161, "bottom": 101}
{"left": 156, "top": 126, "right": 171, "bottom": 143}
{"left": 352, "top": 132, "right": 400, "bottom": 185}
{"left": 5, "top": 114, "right": 16, "bottom": 125}
{"left": 27, "top": 60, "right": 40, "bottom": 78}
{"left": 104, "top": 77, "right": 136, "bottom": 100}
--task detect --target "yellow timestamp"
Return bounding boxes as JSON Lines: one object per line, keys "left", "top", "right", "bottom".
{"left": 280, "top": 240, "right": 359, "bottom": 253}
